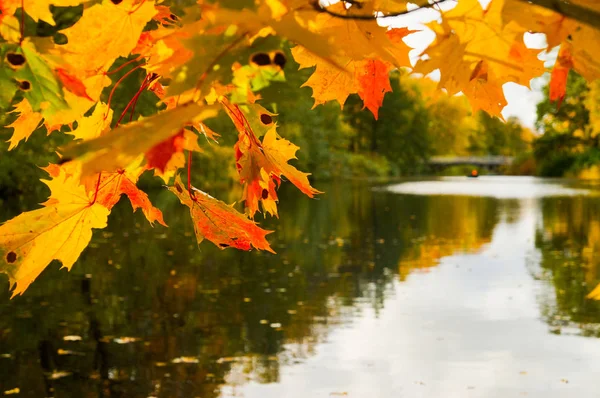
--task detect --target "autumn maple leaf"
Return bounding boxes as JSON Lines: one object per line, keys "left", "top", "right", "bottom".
{"left": 0, "top": 167, "right": 109, "bottom": 296}
{"left": 169, "top": 176, "right": 274, "bottom": 252}
{"left": 222, "top": 99, "right": 321, "bottom": 217}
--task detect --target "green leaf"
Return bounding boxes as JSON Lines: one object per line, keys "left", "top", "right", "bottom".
{"left": 0, "top": 44, "right": 20, "bottom": 110}
{"left": 0, "top": 42, "right": 69, "bottom": 116}
{"left": 16, "top": 42, "right": 69, "bottom": 117}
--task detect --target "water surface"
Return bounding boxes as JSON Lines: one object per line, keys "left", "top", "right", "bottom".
{"left": 2, "top": 177, "right": 600, "bottom": 397}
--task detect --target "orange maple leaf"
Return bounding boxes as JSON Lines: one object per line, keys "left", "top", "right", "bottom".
{"left": 223, "top": 99, "right": 321, "bottom": 217}
{"left": 357, "top": 59, "right": 393, "bottom": 119}
{"left": 146, "top": 130, "right": 186, "bottom": 173}
{"left": 169, "top": 176, "right": 274, "bottom": 252}
{"left": 55, "top": 68, "right": 93, "bottom": 101}
{"left": 549, "top": 43, "right": 574, "bottom": 107}
{"left": 88, "top": 170, "right": 167, "bottom": 227}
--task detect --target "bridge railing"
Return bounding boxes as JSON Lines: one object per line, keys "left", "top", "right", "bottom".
{"left": 427, "top": 156, "right": 514, "bottom": 166}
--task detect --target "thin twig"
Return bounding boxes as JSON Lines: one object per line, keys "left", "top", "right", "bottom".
{"left": 19, "top": 0, "right": 25, "bottom": 44}
{"left": 106, "top": 56, "right": 144, "bottom": 76}
{"left": 105, "top": 63, "right": 145, "bottom": 119}
{"left": 187, "top": 149, "right": 195, "bottom": 200}
{"left": 91, "top": 172, "right": 102, "bottom": 205}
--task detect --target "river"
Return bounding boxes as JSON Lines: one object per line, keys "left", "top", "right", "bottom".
{"left": 2, "top": 176, "right": 600, "bottom": 397}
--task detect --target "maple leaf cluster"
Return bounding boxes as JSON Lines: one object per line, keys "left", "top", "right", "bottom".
{"left": 0, "top": 0, "right": 599, "bottom": 296}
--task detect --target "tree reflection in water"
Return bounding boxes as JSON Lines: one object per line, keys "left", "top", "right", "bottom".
{"left": 534, "top": 196, "right": 600, "bottom": 337}
{"left": 1, "top": 181, "right": 600, "bottom": 396}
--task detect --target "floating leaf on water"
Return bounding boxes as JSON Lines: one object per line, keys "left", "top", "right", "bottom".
{"left": 57, "top": 349, "right": 84, "bottom": 356}
{"left": 113, "top": 337, "right": 141, "bottom": 344}
{"left": 171, "top": 356, "right": 199, "bottom": 364}
{"left": 216, "top": 357, "right": 238, "bottom": 364}
{"left": 48, "top": 371, "right": 72, "bottom": 380}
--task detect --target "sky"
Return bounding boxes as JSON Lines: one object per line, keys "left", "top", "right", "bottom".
{"left": 379, "top": 1, "right": 553, "bottom": 131}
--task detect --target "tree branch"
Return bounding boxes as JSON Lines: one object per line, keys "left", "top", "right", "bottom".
{"left": 313, "top": 0, "right": 452, "bottom": 20}
{"left": 313, "top": 0, "right": 600, "bottom": 29}
{"left": 523, "top": 0, "right": 600, "bottom": 30}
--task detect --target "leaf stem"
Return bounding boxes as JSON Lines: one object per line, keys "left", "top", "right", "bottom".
{"left": 105, "top": 56, "right": 144, "bottom": 76}
{"left": 130, "top": 75, "right": 159, "bottom": 121}
{"left": 105, "top": 63, "right": 145, "bottom": 120}
{"left": 187, "top": 149, "right": 196, "bottom": 200}
{"left": 114, "top": 74, "right": 157, "bottom": 127}
{"left": 91, "top": 172, "right": 102, "bottom": 205}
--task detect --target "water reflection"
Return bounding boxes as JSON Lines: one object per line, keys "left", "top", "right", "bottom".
{"left": 1, "top": 178, "right": 600, "bottom": 396}
{"left": 535, "top": 196, "right": 600, "bottom": 336}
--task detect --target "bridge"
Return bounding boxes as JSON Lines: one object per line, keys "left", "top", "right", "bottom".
{"left": 427, "top": 156, "right": 514, "bottom": 172}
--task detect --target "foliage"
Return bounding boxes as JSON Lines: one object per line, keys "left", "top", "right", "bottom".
{"left": 470, "top": 114, "right": 533, "bottom": 156}
{"left": 533, "top": 72, "right": 600, "bottom": 177}
{"left": 0, "top": 0, "right": 599, "bottom": 295}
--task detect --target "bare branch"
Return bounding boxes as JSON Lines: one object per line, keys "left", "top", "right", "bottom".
{"left": 312, "top": 0, "right": 600, "bottom": 30}
{"left": 522, "top": 0, "right": 600, "bottom": 30}
{"left": 312, "top": 0, "right": 451, "bottom": 20}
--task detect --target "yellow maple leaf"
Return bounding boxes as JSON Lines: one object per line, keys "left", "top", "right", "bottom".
{"left": 442, "top": 0, "right": 543, "bottom": 87}
{"left": 3, "top": 0, "right": 86, "bottom": 25}
{"left": 55, "top": 0, "right": 157, "bottom": 74}
{"left": 6, "top": 99, "right": 43, "bottom": 150}
{"left": 463, "top": 60, "right": 508, "bottom": 118}
{"left": 0, "top": 15, "right": 21, "bottom": 43}
{"left": 502, "top": 0, "right": 573, "bottom": 48}
{"left": 412, "top": 34, "right": 470, "bottom": 96}
{"left": 45, "top": 74, "right": 111, "bottom": 130}
{"left": 292, "top": 46, "right": 358, "bottom": 109}
{"left": 0, "top": 167, "right": 109, "bottom": 296}
{"left": 501, "top": 0, "right": 600, "bottom": 82}
{"left": 67, "top": 102, "right": 113, "bottom": 142}
{"left": 414, "top": 0, "right": 544, "bottom": 117}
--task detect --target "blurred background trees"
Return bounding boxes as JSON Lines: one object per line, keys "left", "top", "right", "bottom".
{"left": 4, "top": 40, "right": 600, "bottom": 202}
